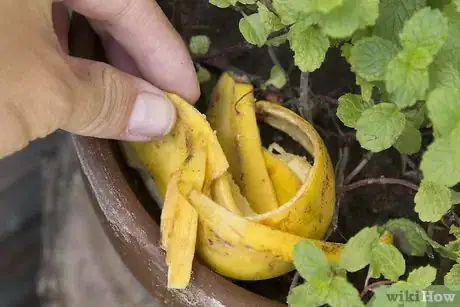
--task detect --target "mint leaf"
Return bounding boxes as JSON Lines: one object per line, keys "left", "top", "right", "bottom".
{"left": 430, "top": 62, "right": 460, "bottom": 88}
{"left": 265, "top": 65, "right": 287, "bottom": 89}
{"left": 429, "top": 6, "right": 460, "bottom": 88}
{"left": 368, "top": 261, "right": 382, "bottom": 279}
{"left": 336, "top": 94, "right": 372, "bottom": 128}
{"left": 385, "top": 57, "right": 429, "bottom": 108}
{"left": 451, "top": 190, "right": 460, "bottom": 205}
{"left": 399, "top": 7, "right": 448, "bottom": 56}
{"left": 455, "top": 0, "right": 460, "bottom": 11}
{"left": 239, "top": 14, "right": 270, "bottom": 47}
{"left": 426, "top": 87, "right": 460, "bottom": 137}
{"left": 288, "top": 25, "right": 329, "bottom": 72}
{"left": 272, "top": 0, "right": 311, "bottom": 25}
{"left": 445, "top": 264, "right": 460, "bottom": 291}
{"left": 371, "top": 243, "right": 406, "bottom": 282}
{"left": 293, "top": 241, "right": 332, "bottom": 284}
{"left": 349, "top": 36, "right": 399, "bottom": 82}
{"left": 209, "top": 0, "right": 234, "bottom": 8}
{"left": 196, "top": 66, "right": 211, "bottom": 83}
{"left": 373, "top": 0, "right": 427, "bottom": 44}
{"left": 325, "top": 276, "right": 365, "bottom": 307}
{"left": 189, "top": 35, "right": 210, "bottom": 56}
{"left": 313, "top": 0, "right": 343, "bottom": 13}
{"left": 382, "top": 218, "right": 430, "bottom": 257}
{"left": 397, "top": 47, "right": 434, "bottom": 69}
{"left": 340, "top": 226, "right": 380, "bottom": 272}
{"left": 414, "top": 180, "right": 452, "bottom": 222}
{"left": 257, "top": 3, "right": 284, "bottom": 32}
{"left": 393, "top": 121, "right": 422, "bottom": 155}
{"left": 406, "top": 265, "right": 437, "bottom": 288}
{"left": 266, "top": 34, "right": 288, "bottom": 46}
{"left": 355, "top": 103, "right": 406, "bottom": 152}
{"left": 404, "top": 103, "right": 426, "bottom": 128}
{"left": 356, "top": 76, "right": 373, "bottom": 102}
{"left": 420, "top": 126, "right": 460, "bottom": 187}
{"left": 287, "top": 282, "right": 327, "bottom": 307}
{"left": 319, "top": 0, "right": 379, "bottom": 38}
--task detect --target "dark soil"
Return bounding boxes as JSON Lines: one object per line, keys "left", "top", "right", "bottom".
{"left": 139, "top": 1, "right": 457, "bottom": 304}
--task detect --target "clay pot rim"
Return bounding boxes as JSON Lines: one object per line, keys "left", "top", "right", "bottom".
{"left": 70, "top": 13, "right": 286, "bottom": 307}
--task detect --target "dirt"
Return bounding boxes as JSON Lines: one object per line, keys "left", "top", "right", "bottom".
{"left": 133, "top": 0, "right": 455, "bottom": 304}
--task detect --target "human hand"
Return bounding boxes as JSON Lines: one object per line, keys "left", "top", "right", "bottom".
{"left": 0, "top": 0, "right": 199, "bottom": 158}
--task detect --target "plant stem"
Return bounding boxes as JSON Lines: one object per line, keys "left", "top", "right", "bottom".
{"left": 299, "top": 72, "right": 313, "bottom": 122}
{"left": 341, "top": 177, "right": 419, "bottom": 193}
{"left": 360, "top": 280, "right": 393, "bottom": 298}
{"left": 289, "top": 272, "right": 300, "bottom": 294}
{"left": 344, "top": 152, "right": 373, "bottom": 185}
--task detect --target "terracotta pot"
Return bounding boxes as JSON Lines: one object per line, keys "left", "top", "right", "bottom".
{"left": 70, "top": 14, "right": 286, "bottom": 307}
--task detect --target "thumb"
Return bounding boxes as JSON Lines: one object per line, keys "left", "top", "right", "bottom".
{"left": 63, "top": 57, "right": 177, "bottom": 141}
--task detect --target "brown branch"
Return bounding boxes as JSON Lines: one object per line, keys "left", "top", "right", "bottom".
{"left": 344, "top": 152, "right": 373, "bottom": 184}
{"left": 360, "top": 280, "right": 393, "bottom": 298}
{"left": 341, "top": 177, "right": 419, "bottom": 193}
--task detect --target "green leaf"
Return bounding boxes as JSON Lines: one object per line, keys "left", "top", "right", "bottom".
{"left": 445, "top": 264, "right": 460, "bottom": 291}
{"left": 430, "top": 62, "right": 460, "bottom": 89}
{"left": 414, "top": 180, "right": 452, "bottom": 222}
{"left": 400, "top": 7, "right": 448, "bottom": 55}
{"left": 355, "top": 103, "right": 406, "bottom": 152}
{"left": 336, "top": 94, "right": 372, "bottom": 128}
{"left": 265, "top": 65, "right": 287, "bottom": 89}
{"left": 455, "top": 0, "right": 460, "bottom": 11}
{"left": 404, "top": 103, "right": 426, "bottom": 128}
{"left": 266, "top": 34, "right": 288, "bottom": 46}
{"left": 313, "top": 0, "right": 343, "bottom": 13}
{"left": 288, "top": 25, "right": 329, "bottom": 72}
{"left": 196, "top": 66, "right": 211, "bottom": 83}
{"left": 257, "top": 3, "right": 284, "bottom": 32}
{"left": 420, "top": 126, "right": 460, "bottom": 187}
{"left": 287, "top": 282, "right": 327, "bottom": 307}
{"left": 325, "top": 276, "right": 365, "bottom": 307}
{"left": 339, "top": 226, "right": 380, "bottom": 272}
{"left": 239, "top": 14, "right": 270, "bottom": 47}
{"left": 426, "top": 87, "right": 460, "bottom": 137}
{"left": 382, "top": 218, "right": 430, "bottom": 257}
{"left": 373, "top": 0, "right": 427, "bottom": 44}
{"left": 356, "top": 76, "right": 373, "bottom": 102}
{"left": 349, "top": 36, "right": 399, "bottom": 82}
{"left": 189, "top": 35, "right": 211, "bottom": 56}
{"left": 393, "top": 121, "right": 422, "bottom": 155}
{"left": 340, "top": 43, "right": 352, "bottom": 62}
{"left": 293, "top": 241, "right": 332, "bottom": 284}
{"left": 370, "top": 243, "right": 406, "bottom": 282}
{"left": 450, "top": 225, "right": 460, "bottom": 238}
{"left": 237, "top": 0, "right": 257, "bottom": 3}
{"left": 368, "top": 261, "right": 381, "bottom": 279}
{"left": 271, "top": 0, "right": 310, "bottom": 25}
{"left": 319, "top": 0, "right": 379, "bottom": 38}
{"left": 429, "top": 6, "right": 460, "bottom": 88}
{"left": 406, "top": 265, "right": 437, "bottom": 288}
{"left": 397, "top": 47, "right": 434, "bottom": 69}
{"left": 451, "top": 190, "right": 460, "bottom": 205}
{"left": 209, "top": 0, "right": 234, "bottom": 8}
{"left": 385, "top": 56, "right": 429, "bottom": 108}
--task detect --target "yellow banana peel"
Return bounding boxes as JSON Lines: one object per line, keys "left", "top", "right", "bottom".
{"left": 122, "top": 72, "right": 343, "bottom": 289}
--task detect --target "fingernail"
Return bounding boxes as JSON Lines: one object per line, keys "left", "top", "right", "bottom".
{"left": 126, "top": 92, "right": 176, "bottom": 139}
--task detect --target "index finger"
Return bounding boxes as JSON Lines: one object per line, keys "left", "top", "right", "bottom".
{"left": 65, "top": 0, "right": 200, "bottom": 103}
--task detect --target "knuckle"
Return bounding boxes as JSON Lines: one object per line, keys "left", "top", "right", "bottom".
{"left": 71, "top": 61, "right": 135, "bottom": 137}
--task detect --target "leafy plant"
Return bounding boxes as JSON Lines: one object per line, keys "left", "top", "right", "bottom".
{"left": 207, "top": 0, "right": 460, "bottom": 305}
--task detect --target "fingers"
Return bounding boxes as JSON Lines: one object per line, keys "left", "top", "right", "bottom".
{"left": 63, "top": 57, "right": 176, "bottom": 141}
{"left": 51, "top": 2, "right": 70, "bottom": 53}
{"left": 65, "top": 0, "right": 200, "bottom": 103}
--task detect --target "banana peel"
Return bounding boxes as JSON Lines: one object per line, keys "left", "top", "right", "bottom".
{"left": 122, "top": 72, "right": 343, "bottom": 289}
